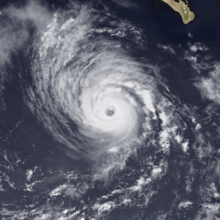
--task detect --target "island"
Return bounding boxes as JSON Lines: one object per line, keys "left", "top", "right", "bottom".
{"left": 161, "top": 0, "right": 195, "bottom": 24}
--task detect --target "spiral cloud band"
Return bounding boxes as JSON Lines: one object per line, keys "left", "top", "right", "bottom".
{"left": 24, "top": 4, "right": 165, "bottom": 167}
{"left": 2, "top": 1, "right": 220, "bottom": 219}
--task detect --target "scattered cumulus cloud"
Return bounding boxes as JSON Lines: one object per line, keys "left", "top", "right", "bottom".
{"left": 194, "top": 203, "right": 220, "bottom": 220}
{"left": 196, "top": 63, "right": 220, "bottom": 103}
{"left": 182, "top": 141, "right": 189, "bottom": 152}
{"left": 93, "top": 201, "right": 116, "bottom": 215}
{"left": 188, "top": 32, "right": 193, "bottom": 38}
{"left": 178, "top": 201, "right": 193, "bottom": 210}
{"left": 158, "top": 44, "right": 175, "bottom": 54}
{"left": 183, "top": 50, "right": 212, "bottom": 73}
{"left": 189, "top": 42, "right": 208, "bottom": 53}
{"left": 194, "top": 123, "right": 201, "bottom": 131}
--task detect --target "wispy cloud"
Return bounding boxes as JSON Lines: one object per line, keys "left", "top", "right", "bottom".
{"left": 0, "top": 0, "right": 52, "bottom": 66}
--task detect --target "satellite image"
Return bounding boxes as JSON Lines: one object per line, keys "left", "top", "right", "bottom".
{"left": 0, "top": 0, "right": 220, "bottom": 219}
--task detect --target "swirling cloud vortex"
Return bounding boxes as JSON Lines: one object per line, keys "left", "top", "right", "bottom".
{"left": 26, "top": 6, "right": 158, "bottom": 161}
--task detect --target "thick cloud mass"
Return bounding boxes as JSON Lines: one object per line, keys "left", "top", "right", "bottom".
{"left": 0, "top": 3, "right": 188, "bottom": 178}
{"left": 24, "top": 5, "right": 162, "bottom": 164}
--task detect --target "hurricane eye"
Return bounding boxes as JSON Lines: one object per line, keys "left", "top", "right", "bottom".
{"left": 105, "top": 106, "right": 115, "bottom": 116}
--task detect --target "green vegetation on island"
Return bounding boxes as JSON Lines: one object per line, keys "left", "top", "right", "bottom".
{"left": 161, "top": 0, "right": 195, "bottom": 24}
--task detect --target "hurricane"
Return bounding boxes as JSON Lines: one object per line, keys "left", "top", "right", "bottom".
{"left": 1, "top": 0, "right": 220, "bottom": 219}
{"left": 23, "top": 4, "right": 165, "bottom": 173}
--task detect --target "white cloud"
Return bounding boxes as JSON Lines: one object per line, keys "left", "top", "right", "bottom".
{"left": 159, "top": 128, "right": 170, "bottom": 150}
{"left": 182, "top": 141, "right": 189, "bottom": 152}
{"left": 111, "top": 0, "right": 140, "bottom": 9}
{"left": 178, "top": 201, "right": 192, "bottom": 209}
{"left": 175, "top": 134, "right": 182, "bottom": 144}
{"left": 26, "top": 169, "right": 33, "bottom": 181}
{"left": 196, "top": 63, "right": 220, "bottom": 103}
{"left": 195, "top": 123, "right": 201, "bottom": 131}
{"left": 151, "top": 167, "right": 162, "bottom": 179}
{"left": 129, "top": 176, "right": 151, "bottom": 192}
{"left": 158, "top": 44, "right": 175, "bottom": 54}
{"left": 188, "top": 32, "right": 193, "bottom": 38}
{"left": 194, "top": 203, "right": 220, "bottom": 220}
{"left": 0, "top": 0, "right": 52, "bottom": 66}
{"left": 159, "top": 112, "right": 171, "bottom": 127}
{"left": 183, "top": 50, "right": 211, "bottom": 74}
{"left": 93, "top": 201, "right": 115, "bottom": 215}
{"left": 189, "top": 43, "right": 208, "bottom": 53}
